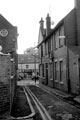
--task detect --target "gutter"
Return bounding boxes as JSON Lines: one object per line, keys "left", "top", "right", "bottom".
{"left": 6, "top": 87, "right": 35, "bottom": 120}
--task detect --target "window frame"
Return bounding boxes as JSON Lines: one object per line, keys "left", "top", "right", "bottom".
{"left": 59, "top": 60, "right": 63, "bottom": 82}
{"left": 54, "top": 61, "right": 58, "bottom": 81}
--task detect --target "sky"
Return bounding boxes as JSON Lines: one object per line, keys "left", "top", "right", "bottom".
{"left": 0, "top": 0, "right": 74, "bottom": 53}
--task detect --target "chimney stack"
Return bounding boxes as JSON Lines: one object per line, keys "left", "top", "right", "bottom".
{"left": 46, "top": 13, "right": 51, "bottom": 36}
{"left": 39, "top": 18, "right": 44, "bottom": 34}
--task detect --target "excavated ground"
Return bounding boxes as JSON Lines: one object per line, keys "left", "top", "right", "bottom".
{"left": 11, "top": 86, "right": 31, "bottom": 117}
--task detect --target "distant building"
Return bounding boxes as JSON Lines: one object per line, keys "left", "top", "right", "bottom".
{"left": 38, "top": 0, "right": 80, "bottom": 94}
{"left": 24, "top": 47, "right": 38, "bottom": 56}
{"left": 18, "top": 54, "right": 39, "bottom": 79}
{"left": 0, "top": 14, "right": 18, "bottom": 116}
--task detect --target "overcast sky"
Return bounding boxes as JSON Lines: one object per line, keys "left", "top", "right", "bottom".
{"left": 0, "top": 0, "right": 74, "bottom": 53}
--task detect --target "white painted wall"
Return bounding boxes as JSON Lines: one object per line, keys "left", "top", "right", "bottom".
{"left": 18, "top": 63, "right": 39, "bottom": 70}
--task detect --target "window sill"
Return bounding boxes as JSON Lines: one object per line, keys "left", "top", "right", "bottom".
{"left": 55, "top": 80, "right": 58, "bottom": 82}
{"left": 50, "top": 78, "right": 53, "bottom": 81}
{"left": 59, "top": 81, "right": 64, "bottom": 84}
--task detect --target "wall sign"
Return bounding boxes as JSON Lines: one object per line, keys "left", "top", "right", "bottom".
{"left": 0, "top": 29, "right": 8, "bottom": 37}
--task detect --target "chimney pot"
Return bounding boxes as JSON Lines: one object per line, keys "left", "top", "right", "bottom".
{"left": 46, "top": 13, "right": 51, "bottom": 36}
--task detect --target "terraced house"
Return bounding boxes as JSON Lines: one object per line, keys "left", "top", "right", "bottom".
{"left": 38, "top": 0, "right": 80, "bottom": 94}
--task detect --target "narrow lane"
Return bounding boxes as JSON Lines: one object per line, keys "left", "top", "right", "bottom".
{"left": 27, "top": 85, "right": 80, "bottom": 120}
{"left": 37, "top": 84, "right": 80, "bottom": 109}
{"left": 25, "top": 86, "right": 52, "bottom": 120}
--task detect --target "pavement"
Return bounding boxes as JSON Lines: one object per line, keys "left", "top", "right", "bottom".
{"left": 17, "top": 79, "right": 39, "bottom": 86}
{"left": 1, "top": 79, "right": 79, "bottom": 120}
{"left": 17, "top": 79, "right": 80, "bottom": 104}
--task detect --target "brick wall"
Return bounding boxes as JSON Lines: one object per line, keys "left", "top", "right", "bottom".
{"left": 0, "top": 14, "right": 18, "bottom": 116}
{"left": 0, "top": 15, "right": 18, "bottom": 54}
{"left": 75, "top": 0, "right": 80, "bottom": 46}
{"left": 0, "top": 54, "right": 11, "bottom": 115}
{"left": 64, "top": 9, "right": 76, "bottom": 45}
{"left": 0, "top": 82, "right": 10, "bottom": 115}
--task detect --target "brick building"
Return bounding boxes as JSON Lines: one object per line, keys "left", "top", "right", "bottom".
{"left": 18, "top": 54, "right": 39, "bottom": 79}
{"left": 0, "top": 14, "right": 18, "bottom": 116}
{"left": 0, "top": 14, "right": 18, "bottom": 70}
{"left": 0, "top": 53, "right": 11, "bottom": 115}
{"left": 38, "top": 0, "right": 80, "bottom": 94}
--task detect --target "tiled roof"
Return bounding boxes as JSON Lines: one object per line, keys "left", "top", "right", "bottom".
{"left": 18, "top": 54, "right": 39, "bottom": 64}
{"left": 38, "top": 8, "right": 74, "bottom": 47}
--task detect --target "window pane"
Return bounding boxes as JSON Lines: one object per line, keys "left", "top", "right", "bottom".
{"left": 60, "top": 61, "right": 63, "bottom": 82}
{"left": 50, "top": 63, "right": 53, "bottom": 79}
{"left": 55, "top": 62, "right": 58, "bottom": 80}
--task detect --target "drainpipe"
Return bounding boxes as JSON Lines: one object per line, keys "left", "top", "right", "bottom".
{"left": 58, "top": 36, "right": 71, "bottom": 93}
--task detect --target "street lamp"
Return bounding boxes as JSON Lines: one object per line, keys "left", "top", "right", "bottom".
{"left": 33, "top": 54, "right": 36, "bottom": 74}
{"left": 21, "top": 58, "right": 24, "bottom": 77}
{"left": 34, "top": 42, "right": 37, "bottom": 75}
{"left": 58, "top": 35, "right": 71, "bottom": 93}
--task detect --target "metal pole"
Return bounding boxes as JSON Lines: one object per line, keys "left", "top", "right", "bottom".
{"left": 52, "top": 36, "right": 54, "bottom": 87}
{"left": 58, "top": 36, "right": 71, "bottom": 93}
{"left": 21, "top": 58, "right": 24, "bottom": 77}
{"left": 34, "top": 42, "right": 36, "bottom": 75}
{"left": 34, "top": 55, "right": 36, "bottom": 74}
{"left": 21, "top": 62, "right": 22, "bottom": 76}
{"left": 66, "top": 37, "right": 71, "bottom": 93}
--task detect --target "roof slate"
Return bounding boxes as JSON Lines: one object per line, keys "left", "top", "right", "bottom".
{"left": 18, "top": 54, "right": 39, "bottom": 64}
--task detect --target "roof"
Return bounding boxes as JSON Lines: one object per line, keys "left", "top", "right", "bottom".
{"left": 37, "top": 18, "right": 64, "bottom": 47}
{"left": 0, "top": 14, "right": 15, "bottom": 28}
{"left": 18, "top": 54, "right": 39, "bottom": 64}
{"left": 38, "top": 8, "right": 75, "bottom": 47}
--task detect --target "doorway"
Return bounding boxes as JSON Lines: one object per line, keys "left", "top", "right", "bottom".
{"left": 45, "top": 63, "right": 48, "bottom": 85}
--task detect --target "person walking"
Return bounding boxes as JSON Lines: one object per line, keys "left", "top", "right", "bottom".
{"left": 32, "top": 71, "right": 36, "bottom": 83}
